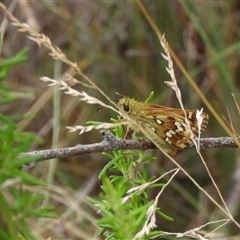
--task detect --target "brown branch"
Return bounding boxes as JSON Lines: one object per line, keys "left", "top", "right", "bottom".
{"left": 20, "top": 130, "right": 239, "bottom": 164}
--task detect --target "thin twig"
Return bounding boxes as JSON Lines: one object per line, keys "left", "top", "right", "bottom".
{"left": 20, "top": 130, "right": 239, "bottom": 163}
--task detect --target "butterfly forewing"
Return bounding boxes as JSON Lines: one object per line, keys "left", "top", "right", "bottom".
{"left": 118, "top": 97, "right": 209, "bottom": 155}
{"left": 142, "top": 104, "right": 208, "bottom": 150}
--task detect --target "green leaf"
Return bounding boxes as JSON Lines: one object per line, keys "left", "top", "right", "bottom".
{"left": 0, "top": 48, "right": 29, "bottom": 81}
{"left": 145, "top": 91, "right": 154, "bottom": 103}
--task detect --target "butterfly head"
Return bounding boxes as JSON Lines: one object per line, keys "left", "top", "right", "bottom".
{"left": 118, "top": 97, "right": 131, "bottom": 112}
{"left": 117, "top": 97, "right": 144, "bottom": 116}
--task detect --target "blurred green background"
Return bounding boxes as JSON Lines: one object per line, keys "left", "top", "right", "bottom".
{"left": 1, "top": 1, "right": 240, "bottom": 239}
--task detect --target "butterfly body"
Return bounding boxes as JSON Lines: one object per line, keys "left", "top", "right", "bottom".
{"left": 118, "top": 97, "right": 209, "bottom": 155}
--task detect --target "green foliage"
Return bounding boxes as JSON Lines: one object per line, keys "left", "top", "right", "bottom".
{"left": 0, "top": 47, "right": 28, "bottom": 81}
{"left": 0, "top": 48, "right": 30, "bottom": 105}
{"left": 88, "top": 93, "right": 173, "bottom": 239}
{"left": 0, "top": 49, "right": 56, "bottom": 240}
{"left": 89, "top": 125, "right": 172, "bottom": 239}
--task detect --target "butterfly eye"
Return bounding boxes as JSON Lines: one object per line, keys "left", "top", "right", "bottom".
{"left": 123, "top": 104, "right": 130, "bottom": 112}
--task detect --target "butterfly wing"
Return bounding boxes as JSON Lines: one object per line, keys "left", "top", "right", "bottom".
{"left": 118, "top": 98, "right": 208, "bottom": 155}
{"left": 138, "top": 104, "right": 208, "bottom": 153}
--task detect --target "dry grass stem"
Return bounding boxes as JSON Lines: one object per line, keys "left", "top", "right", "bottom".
{"left": 121, "top": 168, "right": 179, "bottom": 204}
{"left": 133, "top": 168, "right": 180, "bottom": 240}
{"left": 158, "top": 34, "right": 238, "bottom": 228}
{"left": 66, "top": 122, "right": 129, "bottom": 135}
{"left": 40, "top": 77, "right": 118, "bottom": 112}
{"left": 161, "top": 219, "right": 229, "bottom": 239}
{"left": 160, "top": 35, "right": 196, "bottom": 144}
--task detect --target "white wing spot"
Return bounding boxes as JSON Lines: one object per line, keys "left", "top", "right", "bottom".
{"left": 155, "top": 119, "right": 163, "bottom": 125}
{"left": 169, "top": 130, "right": 176, "bottom": 135}
{"left": 150, "top": 127, "right": 155, "bottom": 132}
{"left": 165, "top": 137, "right": 171, "bottom": 144}
{"left": 166, "top": 130, "right": 176, "bottom": 137}
{"left": 174, "top": 122, "right": 184, "bottom": 132}
{"left": 145, "top": 123, "right": 156, "bottom": 132}
{"left": 188, "top": 112, "right": 193, "bottom": 119}
{"left": 166, "top": 131, "right": 172, "bottom": 137}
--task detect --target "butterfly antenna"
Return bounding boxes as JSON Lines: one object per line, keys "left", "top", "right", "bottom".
{"left": 115, "top": 92, "right": 127, "bottom": 98}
